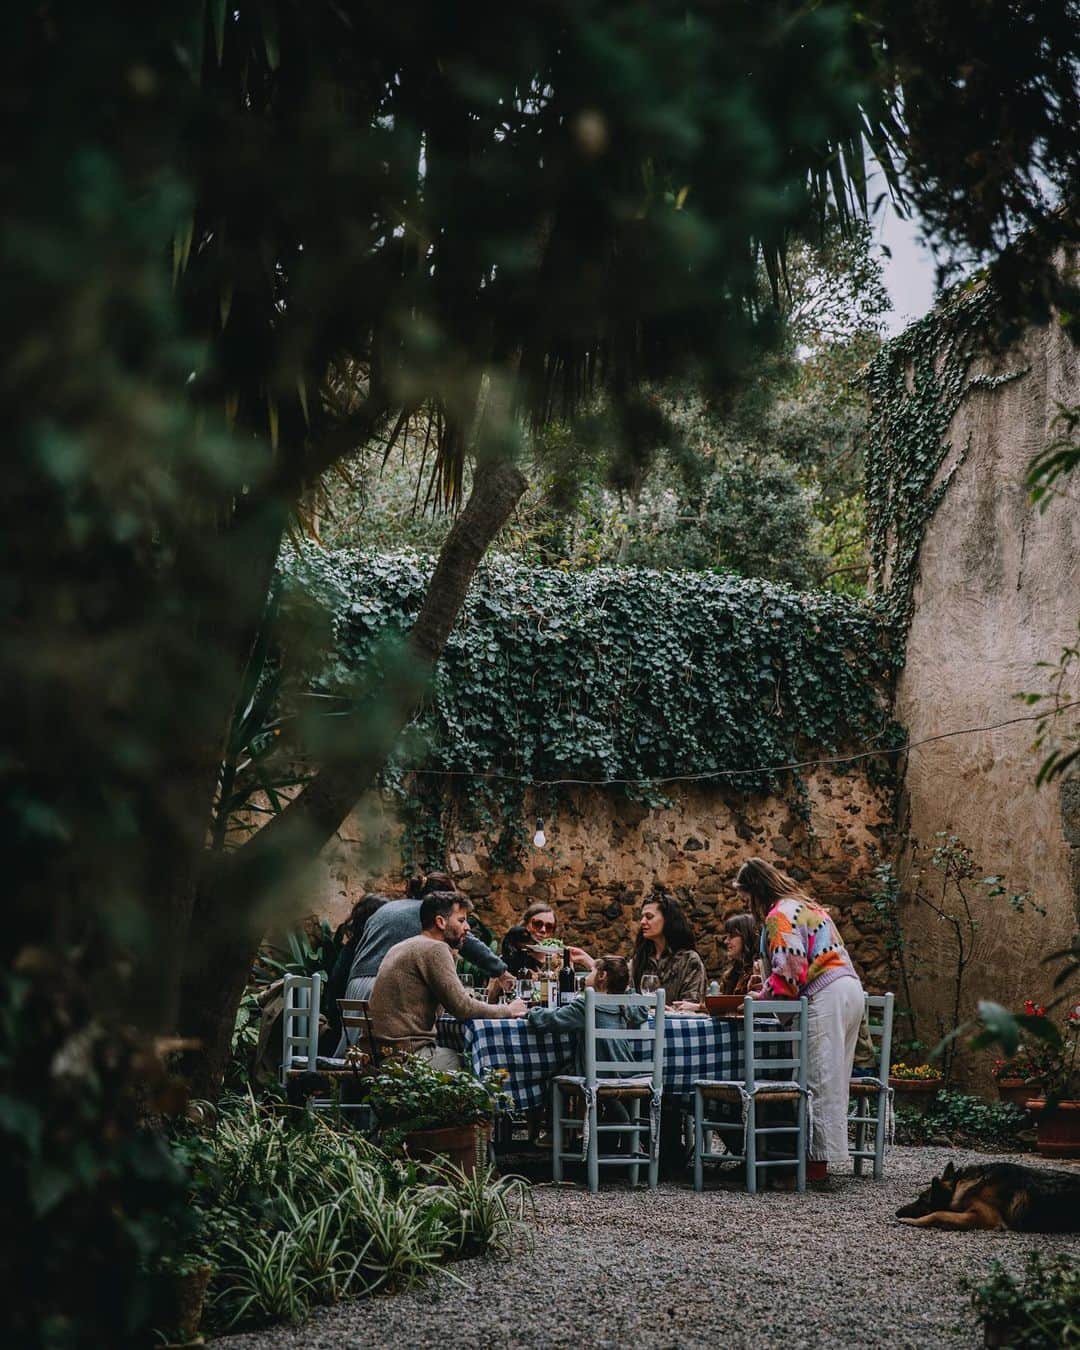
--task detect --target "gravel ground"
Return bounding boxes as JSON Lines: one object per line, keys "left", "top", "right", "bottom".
{"left": 223, "top": 1146, "right": 1079, "bottom": 1350}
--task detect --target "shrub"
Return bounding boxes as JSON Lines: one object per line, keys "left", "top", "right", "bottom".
{"left": 165, "top": 1093, "right": 530, "bottom": 1334}
{"left": 963, "top": 1252, "right": 1080, "bottom": 1349}
{"left": 894, "top": 1090, "right": 1030, "bottom": 1150}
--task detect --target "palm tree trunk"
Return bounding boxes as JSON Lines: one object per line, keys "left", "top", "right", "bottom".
{"left": 177, "top": 455, "right": 527, "bottom": 1098}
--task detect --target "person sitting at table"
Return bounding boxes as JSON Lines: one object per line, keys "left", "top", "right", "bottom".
{"left": 324, "top": 893, "right": 387, "bottom": 1043}
{"left": 368, "top": 891, "right": 527, "bottom": 1069}
{"left": 501, "top": 901, "right": 596, "bottom": 976}
{"left": 718, "top": 912, "right": 760, "bottom": 995}
{"left": 526, "top": 956, "right": 645, "bottom": 1149}
{"left": 734, "top": 856, "right": 865, "bottom": 1186}
{"left": 670, "top": 911, "right": 763, "bottom": 1013}
{"left": 336, "top": 875, "right": 514, "bottom": 1054}
{"left": 631, "top": 890, "right": 706, "bottom": 1004}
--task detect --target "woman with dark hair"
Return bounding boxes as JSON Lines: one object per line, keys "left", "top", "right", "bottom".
{"left": 734, "top": 856, "right": 864, "bottom": 1184}
{"left": 631, "top": 891, "right": 706, "bottom": 1004}
{"left": 718, "top": 912, "right": 761, "bottom": 996}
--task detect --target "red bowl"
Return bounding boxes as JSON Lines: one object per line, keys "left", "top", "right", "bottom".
{"left": 704, "top": 994, "right": 744, "bottom": 1015}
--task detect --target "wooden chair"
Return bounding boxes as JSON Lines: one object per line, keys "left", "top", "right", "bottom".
{"left": 692, "top": 996, "right": 809, "bottom": 1194}
{"left": 848, "top": 992, "right": 894, "bottom": 1179}
{"left": 551, "top": 989, "right": 666, "bottom": 1193}
{"left": 337, "top": 998, "right": 382, "bottom": 1068}
{"left": 280, "top": 975, "right": 370, "bottom": 1115}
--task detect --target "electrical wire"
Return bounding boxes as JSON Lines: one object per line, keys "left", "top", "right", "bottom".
{"left": 396, "top": 699, "right": 1080, "bottom": 788}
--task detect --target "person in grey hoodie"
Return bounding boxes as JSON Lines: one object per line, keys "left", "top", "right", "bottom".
{"left": 335, "top": 874, "right": 510, "bottom": 1053}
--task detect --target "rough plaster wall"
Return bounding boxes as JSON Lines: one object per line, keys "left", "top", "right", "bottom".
{"left": 894, "top": 314, "right": 1080, "bottom": 1073}
{"left": 306, "top": 770, "right": 894, "bottom": 987}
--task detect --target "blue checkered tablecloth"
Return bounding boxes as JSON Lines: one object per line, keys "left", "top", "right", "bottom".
{"left": 437, "top": 1013, "right": 760, "bottom": 1111}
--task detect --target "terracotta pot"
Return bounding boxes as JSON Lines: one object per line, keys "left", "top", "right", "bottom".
{"left": 995, "top": 1078, "right": 1034, "bottom": 1109}
{"left": 1025, "top": 1098, "right": 1080, "bottom": 1158}
{"left": 889, "top": 1076, "right": 941, "bottom": 1095}
{"left": 160, "top": 1264, "right": 211, "bottom": 1347}
{"left": 402, "top": 1123, "right": 491, "bottom": 1177}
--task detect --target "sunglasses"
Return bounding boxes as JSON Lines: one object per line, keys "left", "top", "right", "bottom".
{"left": 529, "top": 919, "right": 556, "bottom": 933}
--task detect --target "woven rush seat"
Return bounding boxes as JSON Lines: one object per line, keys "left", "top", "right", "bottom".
{"left": 556, "top": 1076, "right": 653, "bottom": 1103}
{"left": 698, "top": 1081, "right": 804, "bottom": 1104}
{"left": 848, "top": 1078, "right": 886, "bottom": 1096}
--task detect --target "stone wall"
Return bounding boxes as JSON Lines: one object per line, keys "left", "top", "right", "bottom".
{"left": 889, "top": 300, "right": 1080, "bottom": 1072}
{"left": 307, "top": 768, "right": 895, "bottom": 988}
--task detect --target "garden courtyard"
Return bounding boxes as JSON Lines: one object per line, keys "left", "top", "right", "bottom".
{"left": 9, "top": 4, "right": 1080, "bottom": 1348}
{"left": 228, "top": 1147, "right": 1080, "bottom": 1350}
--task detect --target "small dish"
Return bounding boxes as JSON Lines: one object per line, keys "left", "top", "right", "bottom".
{"left": 704, "top": 993, "right": 745, "bottom": 1016}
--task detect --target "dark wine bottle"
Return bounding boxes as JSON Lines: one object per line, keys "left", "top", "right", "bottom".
{"left": 559, "top": 946, "right": 576, "bottom": 1004}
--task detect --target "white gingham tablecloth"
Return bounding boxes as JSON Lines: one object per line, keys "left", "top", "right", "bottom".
{"left": 436, "top": 1013, "right": 759, "bottom": 1111}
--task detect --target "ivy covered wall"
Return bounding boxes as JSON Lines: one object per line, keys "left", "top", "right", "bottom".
{"left": 280, "top": 548, "right": 898, "bottom": 866}
{"left": 273, "top": 548, "right": 899, "bottom": 982}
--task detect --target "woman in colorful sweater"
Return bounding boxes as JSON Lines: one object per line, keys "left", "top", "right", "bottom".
{"left": 735, "top": 857, "right": 864, "bottom": 1183}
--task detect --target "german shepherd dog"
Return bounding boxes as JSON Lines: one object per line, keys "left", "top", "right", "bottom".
{"left": 897, "top": 1161, "right": 1080, "bottom": 1231}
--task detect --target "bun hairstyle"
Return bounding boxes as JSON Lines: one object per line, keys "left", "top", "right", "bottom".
{"left": 406, "top": 871, "right": 458, "bottom": 899}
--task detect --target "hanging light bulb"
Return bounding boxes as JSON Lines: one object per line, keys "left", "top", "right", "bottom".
{"left": 532, "top": 816, "right": 547, "bottom": 849}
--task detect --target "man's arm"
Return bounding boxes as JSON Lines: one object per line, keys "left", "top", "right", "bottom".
{"left": 429, "top": 945, "right": 518, "bottom": 1021}
{"left": 461, "top": 931, "right": 507, "bottom": 977}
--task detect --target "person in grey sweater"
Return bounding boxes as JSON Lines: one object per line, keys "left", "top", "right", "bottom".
{"left": 526, "top": 955, "right": 647, "bottom": 1076}
{"left": 336, "top": 890, "right": 510, "bottom": 1053}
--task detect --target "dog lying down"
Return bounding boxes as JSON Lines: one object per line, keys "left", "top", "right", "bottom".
{"left": 897, "top": 1161, "right": 1080, "bottom": 1231}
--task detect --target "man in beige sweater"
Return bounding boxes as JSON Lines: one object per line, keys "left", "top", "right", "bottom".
{"left": 369, "top": 891, "right": 527, "bottom": 1069}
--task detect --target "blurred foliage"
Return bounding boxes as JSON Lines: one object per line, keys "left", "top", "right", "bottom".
{"left": 963, "top": 1251, "right": 1080, "bottom": 1350}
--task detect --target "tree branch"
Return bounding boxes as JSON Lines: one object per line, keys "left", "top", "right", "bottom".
{"left": 205, "top": 454, "right": 527, "bottom": 902}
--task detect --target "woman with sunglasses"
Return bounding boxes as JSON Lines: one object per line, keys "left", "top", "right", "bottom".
{"left": 500, "top": 901, "right": 595, "bottom": 976}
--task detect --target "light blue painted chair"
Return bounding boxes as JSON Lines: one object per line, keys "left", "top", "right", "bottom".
{"left": 551, "top": 989, "right": 666, "bottom": 1193}
{"left": 848, "top": 992, "right": 894, "bottom": 1178}
{"left": 692, "top": 995, "right": 810, "bottom": 1194}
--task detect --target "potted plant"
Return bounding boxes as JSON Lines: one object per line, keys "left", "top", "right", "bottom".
{"left": 362, "top": 1054, "right": 509, "bottom": 1177}
{"left": 1025, "top": 1001, "right": 1080, "bottom": 1159}
{"left": 889, "top": 1061, "right": 943, "bottom": 1110}
{"left": 991, "top": 1053, "right": 1040, "bottom": 1108}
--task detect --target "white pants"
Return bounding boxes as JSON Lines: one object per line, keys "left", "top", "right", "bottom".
{"left": 806, "top": 976, "right": 864, "bottom": 1162}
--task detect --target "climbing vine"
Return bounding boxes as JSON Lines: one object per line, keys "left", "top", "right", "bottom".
{"left": 864, "top": 280, "right": 1026, "bottom": 653}
{"left": 277, "top": 547, "right": 898, "bottom": 868}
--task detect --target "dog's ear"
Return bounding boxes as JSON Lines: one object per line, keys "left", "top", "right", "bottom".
{"left": 942, "top": 1162, "right": 955, "bottom": 1181}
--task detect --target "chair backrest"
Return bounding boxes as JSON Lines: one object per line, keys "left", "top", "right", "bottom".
{"left": 582, "top": 988, "right": 666, "bottom": 1091}
{"left": 338, "top": 998, "right": 380, "bottom": 1065}
{"left": 740, "top": 995, "right": 808, "bottom": 1090}
{"left": 281, "top": 974, "right": 322, "bottom": 1080}
{"left": 863, "top": 992, "right": 894, "bottom": 1080}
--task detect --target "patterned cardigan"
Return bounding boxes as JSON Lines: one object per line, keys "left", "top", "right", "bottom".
{"left": 759, "top": 897, "right": 858, "bottom": 999}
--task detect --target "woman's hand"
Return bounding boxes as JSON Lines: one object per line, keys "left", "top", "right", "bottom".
{"left": 671, "top": 999, "right": 704, "bottom": 1013}
{"left": 568, "top": 946, "right": 595, "bottom": 971}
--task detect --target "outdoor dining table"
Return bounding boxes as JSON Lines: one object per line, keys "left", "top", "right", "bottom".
{"left": 436, "top": 1011, "right": 763, "bottom": 1111}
